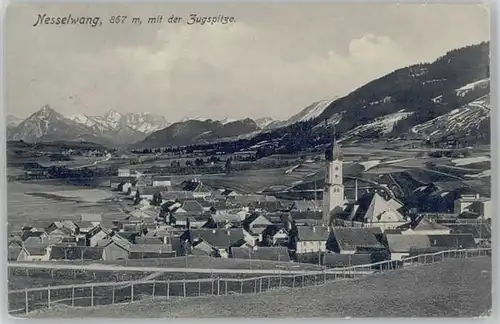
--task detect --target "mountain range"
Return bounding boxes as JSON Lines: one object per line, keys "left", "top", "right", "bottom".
{"left": 7, "top": 108, "right": 170, "bottom": 146}
{"left": 7, "top": 42, "right": 490, "bottom": 150}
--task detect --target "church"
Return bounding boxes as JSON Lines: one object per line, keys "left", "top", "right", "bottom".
{"left": 322, "top": 135, "right": 407, "bottom": 231}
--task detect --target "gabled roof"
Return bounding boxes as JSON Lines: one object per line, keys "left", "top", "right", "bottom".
{"left": 210, "top": 213, "right": 242, "bottom": 224}
{"left": 297, "top": 226, "right": 329, "bottom": 242}
{"left": 188, "top": 228, "right": 247, "bottom": 249}
{"left": 385, "top": 234, "right": 431, "bottom": 253}
{"left": 413, "top": 218, "right": 450, "bottom": 231}
{"left": 25, "top": 244, "right": 50, "bottom": 256}
{"left": 427, "top": 234, "right": 477, "bottom": 249}
{"left": 181, "top": 200, "right": 205, "bottom": 213}
{"left": 363, "top": 193, "right": 406, "bottom": 223}
{"left": 290, "top": 200, "right": 321, "bottom": 212}
{"left": 446, "top": 223, "right": 491, "bottom": 239}
{"left": 181, "top": 180, "right": 211, "bottom": 192}
{"left": 8, "top": 247, "right": 23, "bottom": 261}
{"left": 331, "top": 227, "right": 385, "bottom": 251}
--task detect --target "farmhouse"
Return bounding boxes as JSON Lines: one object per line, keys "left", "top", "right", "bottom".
{"left": 294, "top": 226, "right": 329, "bottom": 254}
{"left": 152, "top": 176, "right": 172, "bottom": 187}
{"left": 327, "top": 227, "right": 385, "bottom": 254}
{"left": 385, "top": 234, "right": 431, "bottom": 261}
{"left": 183, "top": 228, "right": 249, "bottom": 258}
{"left": 128, "top": 244, "right": 175, "bottom": 259}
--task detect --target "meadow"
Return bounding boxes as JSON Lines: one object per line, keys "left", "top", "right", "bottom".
{"left": 23, "top": 257, "right": 492, "bottom": 318}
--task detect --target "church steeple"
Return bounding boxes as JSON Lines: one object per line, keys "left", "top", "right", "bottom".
{"left": 323, "top": 126, "right": 345, "bottom": 226}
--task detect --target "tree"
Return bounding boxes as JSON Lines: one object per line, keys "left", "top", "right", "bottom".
{"left": 133, "top": 189, "right": 141, "bottom": 205}
{"left": 152, "top": 192, "right": 162, "bottom": 206}
{"left": 225, "top": 158, "right": 232, "bottom": 174}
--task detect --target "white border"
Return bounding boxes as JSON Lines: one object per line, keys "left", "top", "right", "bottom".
{"left": 0, "top": 1, "right": 497, "bottom": 324}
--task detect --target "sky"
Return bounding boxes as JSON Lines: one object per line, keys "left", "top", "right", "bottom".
{"left": 5, "top": 3, "right": 490, "bottom": 122}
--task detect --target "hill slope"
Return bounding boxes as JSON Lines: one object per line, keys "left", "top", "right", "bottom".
{"left": 27, "top": 257, "right": 491, "bottom": 318}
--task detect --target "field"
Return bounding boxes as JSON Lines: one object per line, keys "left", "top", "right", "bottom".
{"left": 25, "top": 257, "right": 491, "bottom": 318}
{"left": 7, "top": 181, "right": 127, "bottom": 232}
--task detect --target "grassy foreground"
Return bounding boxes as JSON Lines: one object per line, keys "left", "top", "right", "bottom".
{"left": 24, "top": 257, "right": 491, "bottom": 318}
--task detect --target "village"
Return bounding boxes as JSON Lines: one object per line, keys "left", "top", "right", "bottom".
{"left": 7, "top": 138, "right": 492, "bottom": 268}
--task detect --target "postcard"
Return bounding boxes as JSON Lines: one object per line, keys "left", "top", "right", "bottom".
{"left": 4, "top": 2, "right": 491, "bottom": 318}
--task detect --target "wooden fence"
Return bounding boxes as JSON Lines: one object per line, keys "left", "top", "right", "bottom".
{"left": 8, "top": 248, "right": 491, "bottom": 315}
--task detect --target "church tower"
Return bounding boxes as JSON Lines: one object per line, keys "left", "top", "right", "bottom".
{"left": 322, "top": 133, "right": 344, "bottom": 225}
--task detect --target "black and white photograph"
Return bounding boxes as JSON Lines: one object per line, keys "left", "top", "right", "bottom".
{"left": 4, "top": 2, "right": 492, "bottom": 318}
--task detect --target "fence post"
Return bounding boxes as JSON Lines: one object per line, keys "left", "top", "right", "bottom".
{"left": 217, "top": 278, "right": 220, "bottom": 296}
{"left": 225, "top": 280, "right": 228, "bottom": 295}
{"left": 254, "top": 279, "right": 257, "bottom": 294}
{"left": 324, "top": 269, "right": 327, "bottom": 284}
{"left": 91, "top": 285, "right": 94, "bottom": 307}
{"left": 267, "top": 277, "right": 271, "bottom": 291}
{"left": 112, "top": 285, "right": 115, "bottom": 304}
{"left": 25, "top": 289, "right": 28, "bottom": 314}
{"left": 183, "top": 279, "right": 186, "bottom": 297}
{"left": 279, "top": 273, "right": 282, "bottom": 288}
{"left": 47, "top": 286, "right": 51, "bottom": 308}
{"left": 131, "top": 283, "right": 134, "bottom": 302}
{"left": 152, "top": 281, "right": 156, "bottom": 298}
{"left": 259, "top": 278, "right": 263, "bottom": 293}
{"left": 240, "top": 280, "right": 243, "bottom": 294}
{"left": 198, "top": 281, "right": 201, "bottom": 296}
{"left": 167, "top": 280, "right": 170, "bottom": 300}
{"left": 93, "top": 271, "right": 96, "bottom": 280}
{"left": 72, "top": 287, "right": 75, "bottom": 307}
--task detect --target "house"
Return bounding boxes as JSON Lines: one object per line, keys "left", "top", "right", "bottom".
{"left": 21, "top": 230, "right": 48, "bottom": 246}
{"left": 128, "top": 244, "right": 175, "bottom": 259}
{"left": 221, "top": 189, "right": 240, "bottom": 198}
{"left": 454, "top": 194, "right": 490, "bottom": 218}
{"left": 398, "top": 217, "right": 451, "bottom": 235}
{"left": 385, "top": 234, "right": 432, "bottom": 260}
{"left": 242, "top": 214, "right": 273, "bottom": 235}
{"left": 135, "top": 178, "right": 149, "bottom": 188}
{"left": 327, "top": 227, "right": 385, "bottom": 255}
{"left": 110, "top": 176, "right": 136, "bottom": 189}
{"left": 169, "top": 213, "right": 210, "bottom": 228}
{"left": 181, "top": 200, "right": 205, "bottom": 214}
{"left": 122, "top": 182, "right": 133, "bottom": 194}
{"left": 140, "top": 187, "right": 168, "bottom": 201}
{"left": 84, "top": 226, "right": 113, "bottom": 247}
{"left": 340, "top": 193, "right": 408, "bottom": 231}
{"left": 100, "top": 236, "right": 133, "bottom": 261}
{"left": 230, "top": 246, "right": 290, "bottom": 262}
{"left": 8, "top": 246, "right": 28, "bottom": 261}
{"left": 181, "top": 180, "right": 212, "bottom": 198}
{"left": 409, "top": 234, "right": 477, "bottom": 256}
{"left": 182, "top": 228, "right": 249, "bottom": 258}
{"left": 17, "top": 244, "right": 52, "bottom": 261}
{"left": 118, "top": 168, "right": 131, "bottom": 177}
{"left": 261, "top": 225, "right": 289, "bottom": 246}
{"left": 445, "top": 223, "right": 491, "bottom": 243}
{"left": 152, "top": 176, "right": 172, "bottom": 187}
{"left": 49, "top": 246, "right": 104, "bottom": 261}
{"left": 290, "top": 200, "right": 322, "bottom": 212}
{"left": 294, "top": 226, "right": 330, "bottom": 254}
{"left": 203, "top": 213, "right": 242, "bottom": 229}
